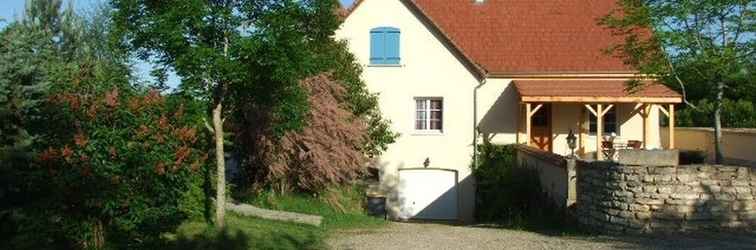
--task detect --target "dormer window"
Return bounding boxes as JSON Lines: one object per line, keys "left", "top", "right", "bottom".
{"left": 370, "top": 27, "right": 400, "bottom": 65}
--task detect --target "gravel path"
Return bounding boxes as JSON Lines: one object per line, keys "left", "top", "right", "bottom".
{"left": 327, "top": 222, "right": 756, "bottom": 250}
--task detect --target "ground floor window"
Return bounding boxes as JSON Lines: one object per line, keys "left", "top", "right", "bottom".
{"left": 415, "top": 98, "right": 443, "bottom": 131}
{"left": 589, "top": 106, "right": 617, "bottom": 134}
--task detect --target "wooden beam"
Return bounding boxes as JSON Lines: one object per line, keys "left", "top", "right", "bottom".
{"left": 528, "top": 103, "right": 544, "bottom": 117}
{"left": 669, "top": 104, "right": 675, "bottom": 149}
{"left": 584, "top": 104, "right": 598, "bottom": 116}
{"left": 526, "top": 103, "right": 532, "bottom": 147}
{"left": 600, "top": 104, "right": 614, "bottom": 117}
{"left": 658, "top": 105, "right": 670, "bottom": 117}
{"left": 596, "top": 104, "right": 604, "bottom": 160}
{"left": 521, "top": 96, "right": 682, "bottom": 104}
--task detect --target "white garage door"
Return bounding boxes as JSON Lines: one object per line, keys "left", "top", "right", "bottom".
{"left": 397, "top": 169, "right": 458, "bottom": 220}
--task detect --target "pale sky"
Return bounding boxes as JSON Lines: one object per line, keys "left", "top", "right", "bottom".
{"left": 0, "top": 0, "right": 357, "bottom": 90}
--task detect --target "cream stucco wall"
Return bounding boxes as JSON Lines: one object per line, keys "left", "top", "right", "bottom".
{"left": 335, "top": 0, "right": 667, "bottom": 222}
{"left": 335, "top": 0, "right": 481, "bottom": 222}
{"left": 661, "top": 128, "right": 756, "bottom": 167}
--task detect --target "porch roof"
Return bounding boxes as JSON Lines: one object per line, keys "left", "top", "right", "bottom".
{"left": 514, "top": 79, "right": 682, "bottom": 103}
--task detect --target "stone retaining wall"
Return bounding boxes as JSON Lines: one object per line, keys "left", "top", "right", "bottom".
{"left": 576, "top": 162, "right": 756, "bottom": 233}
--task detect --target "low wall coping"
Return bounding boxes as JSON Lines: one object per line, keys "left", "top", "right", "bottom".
{"left": 670, "top": 127, "right": 756, "bottom": 135}
{"left": 514, "top": 144, "right": 566, "bottom": 168}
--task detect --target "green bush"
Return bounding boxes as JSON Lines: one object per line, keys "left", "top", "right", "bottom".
{"left": 472, "top": 143, "right": 576, "bottom": 233}
{"left": 472, "top": 144, "right": 545, "bottom": 224}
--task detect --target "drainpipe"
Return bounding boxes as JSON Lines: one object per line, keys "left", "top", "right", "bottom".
{"left": 473, "top": 77, "right": 487, "bottom": 168}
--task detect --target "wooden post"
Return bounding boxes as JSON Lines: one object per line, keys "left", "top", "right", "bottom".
{"left": 669, "top": 104, "right": 675, "bottom": 149}
{"left": 526, "top": 103, "right": 532, "bottom": 146}
{"left": 516, "top": 104, "right": 522, "bottom": 144}
{"left": 642, "top": 104, "right": 651, "bottom": 149}
{"left": 579, "top": 108, "right": 586, "bottom": 155}
{"left": 596, "top": 104, "right": 604, "bottom": 160}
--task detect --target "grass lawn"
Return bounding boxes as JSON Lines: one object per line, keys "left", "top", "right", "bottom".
{"left": 164, "top": 185, "right": 386, "bottom": 250}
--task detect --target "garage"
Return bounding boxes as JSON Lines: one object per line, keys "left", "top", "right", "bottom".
{"left": 396, "top": 168, "right": 459, "bottom": 220}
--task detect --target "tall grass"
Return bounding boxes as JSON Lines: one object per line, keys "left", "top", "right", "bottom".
{"left": 164, "top": 184, "right": 386, "bottom": 249}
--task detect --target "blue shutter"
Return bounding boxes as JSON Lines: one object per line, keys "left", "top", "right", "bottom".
{"left": 385, "top": 29, "right": 400, "bottom": 64}
{"left": 370, "top": 30, "right": 385, "bottom": 64}
{"left": 370, "top": 27, "right": 400, "bottom": 65}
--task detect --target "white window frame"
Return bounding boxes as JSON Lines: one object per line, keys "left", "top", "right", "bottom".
{"left": 413, "top": 97, "right": 443, "bottom": 135}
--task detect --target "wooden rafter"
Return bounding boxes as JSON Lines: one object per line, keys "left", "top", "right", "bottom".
{"left": 521, "top": 96, "right": 682, "bottom": 104}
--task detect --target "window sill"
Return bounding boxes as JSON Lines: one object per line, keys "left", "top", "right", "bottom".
{"left": 411, "top": 131, "right": 444, "bottom": 136}
{"left": 367, "top": 64, "right": 404, "bottom": 68}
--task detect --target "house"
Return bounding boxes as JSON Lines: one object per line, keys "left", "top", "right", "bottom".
{"left": 335, "top": 0, "right": 682, "bottom": 222}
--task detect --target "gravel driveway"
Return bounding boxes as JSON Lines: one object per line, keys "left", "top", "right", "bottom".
{"left": 327, "top": 222, "right": 756, "bottom": 250}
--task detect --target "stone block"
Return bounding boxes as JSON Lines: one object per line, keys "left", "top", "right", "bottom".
{"left": 733, "top": 202, "right": 756, "bottom": 211}
{"left": 642, "top": 185, "right": 658, "bottom": 193}
{"left": 636, "top": 198, "right": 664, "bottom": 205}
{"left": 700, "top": 179, "right": 719, "bottom": 186}
{"left": 629, "top": 204, "right": 651, "bottom": 212}
{"left": 657, "top": 186, "right": 673, "bottom": 194}
{"left": 618, "top": 210, "right": 635, "bottom": 219}
{"left": 718, "top": 166, "right": 738, "bottom": 172}
{"left": 627, "top": 186, "right": 644, "bottom": 193}
{"left": 685, "top": 181, "right": 702, "bottom": 187}
{"left": 736, "top": 194, "right": 754, "bottom": 200}
{"left": 736, "top": 187, "right": 752, "bottom": 194}
{"left": 731, "top": 180, "right": 750, "bottom": 187}
{"left": 655, "top": 175, "right": 673, "bottom": 182}
{"left": 671, "top": 193, "right": 699, "bottom": 200}
{"left": 617, "top": 150, "right": 679, "bottom": 166}
{"left": 666, "top": 199, "right": 698, "bottom": 206}
{"left": 651, "top": 194, "right": 670, "bottom": 199}
{"left": 642, "top": 175, "right": 654, "bottom": 183}
{"left": 722, "top": 187, "right": 738, "bottom": 194}
{"left": 636, "top": 211, "right": 652, "bottom": 220}
{"left": 714, "top": 194, "right": 736, "bottom": 201}
{"left": 677, "top": 174, "right": 693, "bottom": 182}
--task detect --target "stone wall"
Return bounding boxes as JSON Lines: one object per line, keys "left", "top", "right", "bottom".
{"left": 577, "top": 162, "right": 756, "bottom": 233}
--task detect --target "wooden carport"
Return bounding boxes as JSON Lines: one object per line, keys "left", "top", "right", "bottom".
{"left": 514, "top": 79, "right": 683, "bottom": 160}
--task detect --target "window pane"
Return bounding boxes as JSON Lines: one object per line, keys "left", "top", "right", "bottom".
{"left": 416, "top": 99, "right": 426, "bottom": 110}
{"left": 416, "top": 111, "right": 426, "bottom": 120}
{"left": 416, "top": 120, "right": 426, "bottom": 130}
{"left": 431, "top": 120, "right": 442, "bottom": 130}
{"left": 430, "top": 110, "right": 442, "bottom": 119}
{"left": 430, "top": 100, "right": 443, "bottom": 109}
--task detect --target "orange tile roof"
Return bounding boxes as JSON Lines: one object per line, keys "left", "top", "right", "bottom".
{"left": 405, "top": 0, "right": 636, "bottom": 74}
{"left": 514, "top": 80, "right": 682, "bottom": 98}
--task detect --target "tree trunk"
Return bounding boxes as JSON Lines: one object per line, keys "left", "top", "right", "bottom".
{"left": 713, "top": 81, "right": 724, "bottom": 164}
{"left": 213, "top": 100, "right": 226, "bottom": 228}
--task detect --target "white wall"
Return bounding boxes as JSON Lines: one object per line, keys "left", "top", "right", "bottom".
{"left": 335, "top": 0, "right": 481, "bottom": 222}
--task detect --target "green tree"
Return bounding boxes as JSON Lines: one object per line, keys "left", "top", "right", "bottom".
{"left": 601, "top": 0, "right": 755, "bottom": 163}
{"left": 1, "top": 1, "right": 208, "bottom": 248}
{"left": 112, "top": 0, "right": 342, "bottom": 227}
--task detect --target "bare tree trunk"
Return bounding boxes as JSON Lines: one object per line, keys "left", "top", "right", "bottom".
{"left": 213, "top": 99, "right": 226, "bottom": 228}
{"left": 214, "top": 33, "right": 231, "bottom": 228}
{"left": 713, "top": 81, "right": 724, "bottom": 164}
